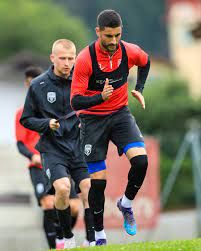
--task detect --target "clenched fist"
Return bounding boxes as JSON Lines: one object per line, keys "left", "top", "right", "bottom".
{"left": 49, "top": 119, "right": 60, "bottom": 130}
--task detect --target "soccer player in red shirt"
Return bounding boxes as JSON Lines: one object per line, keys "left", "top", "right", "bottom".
{"left": 71, "top": 9, "right": 150, "bottom": 245}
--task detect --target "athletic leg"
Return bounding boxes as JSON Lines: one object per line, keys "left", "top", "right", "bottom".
{"left": 80, "top": 113, "right": 111, "bottom": 245}
{"left": 41, "top": 153, "right": 76, "bottom": 248}
{"left": 111, "top": 107, "right": 148, "bottom": 235}
{"left": 88, "top": 168, "right": 107, "bottom": 245}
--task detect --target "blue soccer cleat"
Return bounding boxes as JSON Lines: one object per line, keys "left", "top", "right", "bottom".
{"left": 95, "top": 239, "right": 107, "bottom": 246}
{"left": 117, "top": 198, "right": 137, "bottom": 236}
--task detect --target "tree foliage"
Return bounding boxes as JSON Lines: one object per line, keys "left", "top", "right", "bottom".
{"left": 0, "top": 0, "right": 91, "bottom": 60}
{"left": 129, "top": 75, "right": 201, "bottom": 157}
{"left": 129, "top": 77, "right": 201, "bottom": 136}
{"left": 128, "top": 77, "right": 201, "bottom": 209}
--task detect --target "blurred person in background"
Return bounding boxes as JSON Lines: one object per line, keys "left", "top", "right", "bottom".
{"left": 15, "top": 66, "right": 81, "bottom": 250}
{"left": 20, "top": 40, "right": 95, "bottom": 249}
{"left": 71, "top": 9, "right": 150, "bottom": 245}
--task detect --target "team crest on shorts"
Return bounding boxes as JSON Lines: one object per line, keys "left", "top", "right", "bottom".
{"left": 46, "top": 168, "right": 51, "bottom": 179}
{"left": 84, "top": 144, "right": 92, "bottom": 156}
{"left": 36, "top": 183, "right": 45, "bottom": 194}
{"left": 47, "top": 92, "right": 56, "bottom": 103}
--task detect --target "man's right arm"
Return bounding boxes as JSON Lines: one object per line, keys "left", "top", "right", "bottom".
{"left": 71, "top": 94, "right": 104, "bottom": 111}
{"left": 15, "top": 109, "right": 34, "bottom": 160}
{"left": 17, "top": 141, "right": 33, "bottom": 160}
{"left": 16, "top": 141, "right": 41, "bottom": 165}
{"left": 17, "top": 142, "right": 41, "bottom": 165}
{"left": 20, "top": 86, "right": 50, "bottom": 134}
{"left": 71, "top": 49, "right": 114, "bottom": 111}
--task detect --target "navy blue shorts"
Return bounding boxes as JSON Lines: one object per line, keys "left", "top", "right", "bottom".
{"left": 41, "top": 153, "right": 89, "bottom": 193}
{"left": 29, "top": 166, "right": 48, "bottom": 205}
{"left": 80, "top": 106, "right": 145, "bottom": 162}
{"left": 29, "top": 166, "right": 78, "bottom": 205}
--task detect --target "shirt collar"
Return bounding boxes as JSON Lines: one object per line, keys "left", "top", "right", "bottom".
{"left": 47, "top": 65, "right": 73, "bottom": 83}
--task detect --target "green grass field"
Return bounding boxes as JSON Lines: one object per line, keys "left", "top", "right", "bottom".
{"left": 52, "top": 238, "right": 201, "bottom": 251}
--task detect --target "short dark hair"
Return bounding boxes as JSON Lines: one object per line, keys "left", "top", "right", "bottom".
{"left": 24, "top": 66, "right": 42, "bottom": 78}
{"left": 97, "top": 9, "right": 122, "bottom": 30}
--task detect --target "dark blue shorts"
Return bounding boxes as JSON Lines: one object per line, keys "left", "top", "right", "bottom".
{"left": 80, "top": 106, "right": 145, "bottom": 162}
{"left": 41, "top": 153, "right": 89, "bottom": 193}
{"left": 29, "top": 166, "right": 78, "bottom": 205}
{"left": 29, "top": 166, "right": 48, "bottom": 205}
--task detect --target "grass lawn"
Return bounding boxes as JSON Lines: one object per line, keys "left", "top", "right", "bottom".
{"left": 51, "top": 238, "right": 201, "bottom": 251}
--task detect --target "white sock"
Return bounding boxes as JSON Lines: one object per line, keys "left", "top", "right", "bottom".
{"left": 56, "top": 238, "right": 65, "bottom": 244}
{"left": 95, "top": 230, "right": 106, "bottom": 240}
{"left": 121, "top": 195, "right": 132, "bottom": 208}
{"left": 82, "top": 239, "right": 89, "bottom": 247}
{"left": 89, "top": 241, "right": 96, "bottom": 246}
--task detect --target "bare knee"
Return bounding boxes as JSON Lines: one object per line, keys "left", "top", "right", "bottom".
{"left": 53, "top": 178, "right": 71, "bottom": 208}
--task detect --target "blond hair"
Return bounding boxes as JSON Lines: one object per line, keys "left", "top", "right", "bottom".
{"left": 52, "top": 39, "right": 76, "bottom": 54}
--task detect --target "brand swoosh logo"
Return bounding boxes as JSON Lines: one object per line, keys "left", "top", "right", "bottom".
{"left": 94, "top": 209, "right": 103, "bottom": 214}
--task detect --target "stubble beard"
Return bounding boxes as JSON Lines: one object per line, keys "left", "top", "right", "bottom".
{"left": 102, "top": 42, "right": 118, "bottom": 54}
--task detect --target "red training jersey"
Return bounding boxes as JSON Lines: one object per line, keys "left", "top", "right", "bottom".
{"left": 15, "top": 107, "right": 42, "bottom": 169}
{"left": 71, "top": 39, "right": 148, "bottom": 115}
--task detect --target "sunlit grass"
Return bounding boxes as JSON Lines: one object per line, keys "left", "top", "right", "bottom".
{"left": 50, "top": 238, "right": 201, "bottom": 251}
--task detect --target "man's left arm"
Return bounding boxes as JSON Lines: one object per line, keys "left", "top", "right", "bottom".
{"left": 135, "top": 56, "right": 150, "bottom": 94}
{"left": 126, "top": 43, "right": 151, "bottom": 109}
{"left": 131, "top": 56, "right": 150, "bottom": 109}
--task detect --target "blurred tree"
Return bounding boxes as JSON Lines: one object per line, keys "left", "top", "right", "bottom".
{"left": 0, "top": 0, "right": 91, "bottom": 60}
{"left": 56, "top": 0, "right": 168, "bottom": 57}
{"left": 128, "top": 77, "right": 201, "bottom": 209}
{"left": 129, "top": 76, "right": 200, "bottom": 137}
{"left": 129, "top": 76, "right": 201, "bottom": 156}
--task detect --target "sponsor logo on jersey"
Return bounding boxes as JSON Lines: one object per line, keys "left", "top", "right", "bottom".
{"left": 96, "top": 77, "right": 123, "bottom": 85}
{"left": 117, "top": 59, "right": 122, "bottom": 66}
